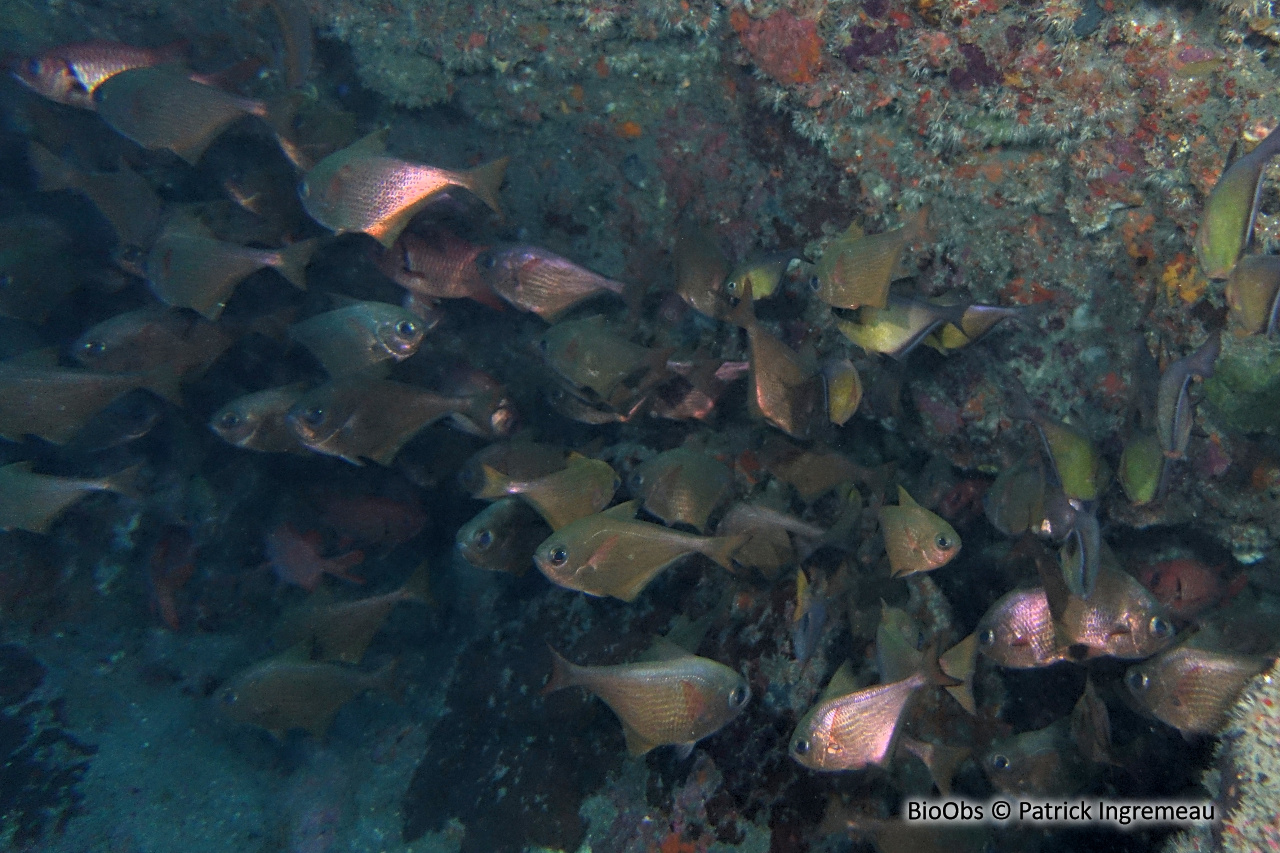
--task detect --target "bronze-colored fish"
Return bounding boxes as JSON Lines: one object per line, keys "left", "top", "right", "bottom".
{"left": 924, "top": 303, "right": 1029, "bottom": 353}
{"left": 480, "top": 245, "right": 627, "bottom": 320}
{"left": 822, "top": 358, "right": 862, "bottom": 425}
{"left": 95, "top": 67, "right": 270, "bottom": 164}
{"left": 879, "top": 486, "right": 961, "bottom": 578}
{"left": 28, "top": 143, "right": 163, "bottom": 250}
{"left": 1155, "top": 332, "right": 1220, "bottom": 460}
{"left": 543, "top": 643, "right": 750, "bottom": 756}
{"left": 455, "top": 497, "right": 550, "bottom": 575}
{"left": 1225, "top": 255, "right": 1280, "bottom": 335}
{"left": 210, "top": 383, "right": 309, "bottom": 453}
{"left": 534, "top": 502, "right": 746, "bottom": 601}
{"left": 1070, "top": 677, "right": 1113, "bottom": 766}
{"left": 1196, "top": 123, "right": 1280, "bottom": 280}
{"left": 287, "top": 377, "right": 490, "bottom": 465}
{"left": 759, "top": 440, "right": 876, "bottom": 503}
{"left": 725, "top": 252, "right": 793, "bottom": 302}
{"left": 0, "top": 363, "right": 180, "bottom": 443}
{"left": 1126, "top": 643, "right": 1270, "bottom": 734}
{"left": 875, "top": 606, "right": 977, "bottom": 714}
{"left": 459, "top": 441, "right": 567, "bottom": 499}
{"left": 629, "top": 447, "right": 734, "bottom": 532}
{"left": 477, "top": 452, "right": 619, "bottom": 530}
{"left": 290, "top": 301, "right": 426, "bottom": 377}
{"left": 0, "top": 462, "right": 137, "bottom": 533}
{"left": 215, "top": 649, "right": 396, "bottom": 738}
{"left": 983, "top": 719, "right": 1089, "bottom": 797}
{"left": 73, "top": 306, "right": 235, "bottom": 376}
{"left": 273, "top": 562, "right": 430, "bottom": 664}
{"left": 812, "top": 208, "right": 928, "bottom": 310}
{"left": 1006, "top": 380, "right": 1106, "bottom": 504}
{"left": 147, "top": 216, "right": 317, "bottom": 320}
{"left": 300, "top": 130, "right": 507, "bottom": 247}
{"left": 538, "top": 315, "right": 669, "bottom": 405}
{"left": 983, "top": 457, "right": 1047, "bottom": 537}
{"left": 673, "top": 216, "right": 731, "bottom": 320}
{"left": 898, "top": 734, "right": 972, "bottom": 797}
{"left": 977, "top": 587, "right": 1068, "bottom": 669}
{"left": 377, "top": 227, "right": 504, "bottom": 310}
{"left": 726, "top": 281, "right": 821, "bottom": 439}
{"left": 1057, "top": 561, "right": 1176, "bottom": 660}
{"left": 715, "top": 500, "right": 822, "bottom": 579}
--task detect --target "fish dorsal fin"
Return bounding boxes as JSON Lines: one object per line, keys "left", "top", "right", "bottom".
{"left": 601, "top": 500, "right": 638, "bottom": 520}
{"left": 820, "top": 660, "right": 859, "bottom": 701}
{"left": 638, "top": 637, "right": 695, "bottom": 663}
{"left": 896, "top": 486, "right": 918, "bottom": 509}
{"left": 622, "top": 721, "right": 658, "bottom": 756}
{"left": 842, "top": 221, "right": 865, "bottom": 240}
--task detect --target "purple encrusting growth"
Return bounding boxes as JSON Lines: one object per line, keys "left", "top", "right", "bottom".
{"left": 842, "top": 25, "right": 899, "bottom": 71}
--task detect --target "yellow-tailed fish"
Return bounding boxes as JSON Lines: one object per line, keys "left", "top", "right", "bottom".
{"left": 812, "top": 207, "right": 928, "bottom": 310}
{"left": 835, "top": 296, "right": 965, "bottom": 360}
{"left": 788, "top": 643, "right": 958, "bottom": 771}
{"left": 72, "top": 306, "right": 236, "bottom": 376}
{"left": 673, "top": 215, "right": 731, "bottom": 320}
{"left": 923, "top": 303, "right": 1028, "bottom": 353}
{"left": 1156, "top": 332, "right": 1221, "bottom": 460}
{"left": 300, "top": 130, "right": 507, "bottom": 247}
{"left": 476, "top": 452, "right": 618, "bottom": 530}
{"left": 1225, "top": 255, "right": 1280, "bottom": 335}
{"left": 459, "top": 441, "right": 567, "bottom": 498}
{"left": 146, "top": 216, "right": 317, "bottom": 320}
{"left": 534, "top": 501, "right": 746, "bottom": 602}
{"left": 897, "top": 735, "right": 972, "bottom": 797}
{"left": 821, "top": 358, "right": 862, "bottom": 426}
{"left": 1196, "top": 123, "right": 1280, "bottom": 280}
{"left": 982, "top": 719, "right": 1089, "bottom": 797}
{"left": 1007, "top": 380, "right": 1106, "bottom": 503}
{"left": 0, "top": 363, "right": 180, "bottom": 443}
{"left": 874, "top": 606, "right": 977, "bottom": 714}
{"left": 538, "top": 315, "right": 670, "bottom": 404}
{"left": 879, "top": 486, "right": 960, "bottom": 578}
{"left": 727, "top": 280, "right": 821, "bottom": 439}
{"left": 95, "top": 67, "right": 271, "bottom": 165}
{"left": 28, "top": 142, "right": 163, "bottom": 250}
{"left": 0, "top": 462, "right": 138, "bottom": 534}
{"left": 543, "top": 642, "right": 750, "bottom": 756}
{"left": 628, "top": 446, "right": 734, "bottom": 532}
{"left": 1126, "top": 643, "right": 1271, "bottom": 735}
{"left": 983, "top": 457, "right": 1046, "bottom": 536}
{"left": 287, "top": 377, "right": 491, "bottom": 465}
{"left": 215, "top": 647, "right": 396, "bottom": 738}
{"left": 1118, "top": 430, "right": 1165, "bottom": 506}
{"left": 273, "top": 562, "right": 430, "bottom": 664}
{"left": 480, "top": 245, "right": 627, "bottom": 320}
{"left": 724, "top": 252, "right": 793, "bottom": 302}
{"left": 210, "top": 383, "right": 309, "bottom": 453}
{"left": 289, "top": 301, "right": 426, "bottom": 377}
{"left": 455, "top": 497, "right": 551, "bottom": 575}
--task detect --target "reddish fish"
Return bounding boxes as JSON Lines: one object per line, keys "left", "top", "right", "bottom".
{"left": 377, "top": 227, "right": 505, "bottom": 310}
{"left": 148, "top": 525, "right": 197, "bottom": 630}
{"left": 265, "top": 524, "right": 365, "bottom": 591}
{"left": 11, "top": 39, "right": 188, "bottom": 109}
{"left": 1136, "top": 557, "right": 1229, "bottom": 619}
{"left": 315, "top": 493, "right": 427, "bottom": 547}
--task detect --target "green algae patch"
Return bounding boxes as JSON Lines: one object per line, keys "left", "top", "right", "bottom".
{"left": 1203, "top": 334, "right": 1280, "bottom": 435}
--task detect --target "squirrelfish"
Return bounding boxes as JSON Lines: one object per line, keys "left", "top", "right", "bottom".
{"left": 543, "top": 643, "right": 750, "bottom": 756}
{"left": 812, "top": 208, "right": 928, "bottom": 310}
{"left": 480, "top": 245, "right": 627, "bottom": 320}
{"left": 215, "top": 649, "right": 396, "bottom": 738}
{"left": 1156, "top": 332, "right": 1220, "bottom": 460}
{"left": 1196, "top": 123, "right": 1280, "bottom": 280}
{"left": 534, "top": 502, "right": 746, "bottom": 602}
{"left": 0, "top": 462, "right": 138, "bottom": 534}
{"left": 1126, "top": 643, "right": 1271, "bottom": 734}
{"left": 475, "top": 452, "right": 618, "bottom": 530}
{"left": 455, "top": 497, "right": 550, "bottom": 575}
{"left": 265, "top": 523, "right": 364, "bottom": 590}
{"left": 879, "top": 486, "right": 960, "bottom": 578}
{"left": 210, "top": 383, "right": 309, "bottom": 453}
{"left": 300, "top": 131, "right": 507, "bottom": 247}
{"left": 12, "top": 39, "right": 188, "bottom": 110}
{"left": 290, "top": 301, "right": 426, "bottom": 377}
{"left": 628, "top": 446, "right": 734, "bottom": 532}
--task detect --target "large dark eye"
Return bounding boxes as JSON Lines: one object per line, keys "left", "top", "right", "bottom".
{"left": 629, "top": 471, "right": 645, "bottom": 491}
{"left": 302, "top": 406, "right": 326, "bottom": 426}
{"left": 474, "top": 529, "right": 494, "bottom": 550}
{"left": 990, "top": 754, "right": 1010, "bottom": 771}
{"left": 1127, "top": 671, "right": 1150, "bottom": 693}
{"left": 935, "top": 534, "right": 952, "bottom": 550}
{"left": 548, "top": 545, "right": 568, "bottom": 566}
{"left": 217, "top": 411, "right": 243, "bottom": 431}
{"left": 395, "top": 319, "right": 418, "bottom": 338}
{"left": 729, "top": 684, "right": 748, "bottom": 707}
{"left": 81, "top": 339, "right": 107, "bottom": 358}
{"left": 1149, "top": 616, "right": 1173, "bottom": 640}
{"left": 793, "top": 738, "right": 810, "bottom": 756}
{"left": 978, "top": 628, "right": 996, "bottom": 647}
{"left": 808, "top": 275, "right": 821, "bottom": 292}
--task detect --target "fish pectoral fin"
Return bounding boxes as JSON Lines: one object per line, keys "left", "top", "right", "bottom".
{"left": 622, "top": 722, "right": 658, "bottom": 756}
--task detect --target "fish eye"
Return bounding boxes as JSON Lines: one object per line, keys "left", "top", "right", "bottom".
{"left": 725, "top": 279, "right": 741, "bottom": 296}
{"left": 793, "top": 737, "right": 810, "bottom": 756}
{"left": 217, "top": 411, "right": 243, "bottom": 431}
{"left": 548, "top": 545, "right": 569, "bottom": 566}
{"left": 537, "top": 338, "right": 549, "bottom": 352}
{"left": 474, "top": 529, "right": 494, "bottom": 550}
{"left": 808, "top": 275, "right": 821, "bottom": 292}
{"left": 990, "top": 754, "right": 1010, "bottom": 771}
{"left": 729, "top": 684, "right": 748, "bottom": 707}
{"left": 81, "top": 339, "right": 107, "bottom": 357}
{"left": 1127, "top": 671, "right": 1150, "bottom": 693}
{"left": 302, "top": 406, "right": 326, "bottom": 426}
{"left": 1149, "top": 616, "right": 1173, "bottom": 639}
{"left": 978, "top": 628, "right": 996, "bottom": 647}
{"left": 395, "top": 319, "right": 419, "bottom": 338}
{"left": 935, "top": 534, "right": 953, "bottom": 550}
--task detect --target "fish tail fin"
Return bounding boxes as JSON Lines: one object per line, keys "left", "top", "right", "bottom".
{"left": 542, "top": 645, "right": 577, "bottom": 696}
{"left": 464, "top": 156, "right": 509, "bottom": 217}
{"left": 938, "top": 633, "right": 978, "bottom": 714}
{"left": 703, "top": 532, "right": 750, "bottom": 571}
{"left": 725, "top": 278, "right": 756, "bottom": 329}
{"left": 398, "top": 559, "right": 434, "bottom": 606}
{"left": 474, "top": 463, "right": 513, "bottom": 500}
{"left": 920, "top": 638, "right": 962, "bottom": 689}
{"left": 271, "top": 237, "right": 319, "bottom": 290}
